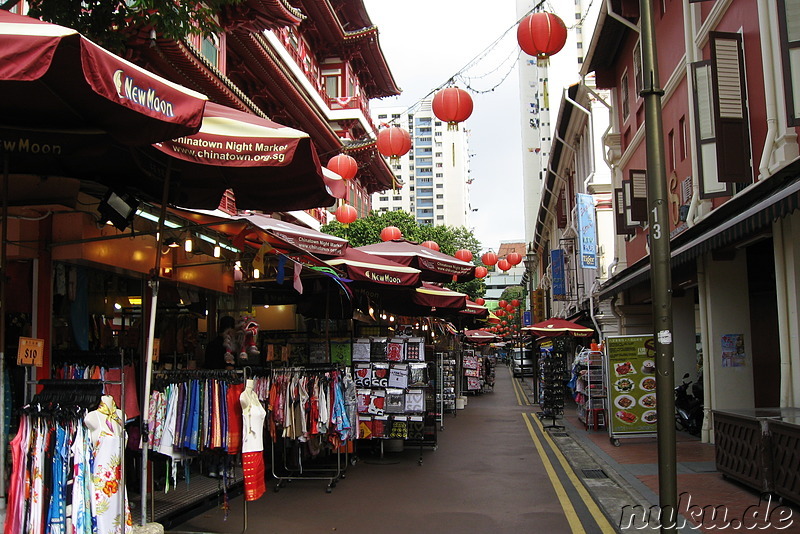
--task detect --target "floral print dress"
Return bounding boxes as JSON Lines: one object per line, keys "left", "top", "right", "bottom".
{"left": 86, "top": 397, "right": 133, "bottom": 534}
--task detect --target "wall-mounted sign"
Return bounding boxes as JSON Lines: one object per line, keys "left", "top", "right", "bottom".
{"left": 551, "top": 249, "right": 566, "bottom": 301}
{"left": 577, "top": 193, "right": 597, "bottom": 269}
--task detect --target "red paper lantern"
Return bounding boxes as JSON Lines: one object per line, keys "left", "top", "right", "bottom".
{"left": 421, "top": 240, "right": 440, "bottom": 251}
{"left": 455, "top": 249, "right": 473, "bottom": 262}
{"left": 377, "top": 126, "right": 412, "bottom": 164}
{"left": 380, "top": 226, "right": 403, "bottom": 241}
{"left": 505, "top": 304, "right": 514, "bottom": 312}
{"left": 498, "top": 300, "right": 507, "bottom": 308}
{"left": 517, "top": 12, "right": 568, "bottom": 60}
{"left": 501, "top": 321, "right": 507, "bottom": 326}
{"left": 335, "top": 204, "right": 357, "bottom": 225}
{"left": 474, "top": 266, "right": 488, "bottom": 278}
{"left": 507, "top": 252, "right": 522, "bottom": 266}
{"left": 326, "top": 154, "right": 358, "bottom": 181}
{"left": 475, "top": 298, "right": 485, "bottom": 306}
{"left": 511, "top": 299, "right": 520, "bottom": 307}
{"left": 497, "top": 259, "right": 511, "bottom": 272}
{"left": 481, "top": 251, "right": 498, "bottom": 266}
{"left": 432, "top": 87, "right": 473, "bottom": 130}
{"left": 495, "top": 309, "right": 506, "bottom": 317}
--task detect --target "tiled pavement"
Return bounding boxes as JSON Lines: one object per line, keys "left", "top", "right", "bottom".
{"left": 514, "top": 375, "right": 800, "bottom": 533}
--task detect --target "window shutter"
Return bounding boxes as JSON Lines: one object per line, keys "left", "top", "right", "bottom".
{"left": 622, "top": 179, "right": 638, "bottom": 230}
{"left": 710, "top": 32, "right": 752, "bottom": 182}
{"left": 557, "top": 189, "right": 567, "bottom": 229}
{"left": 691, "top": 60, "right": 731, "bottom": 198}
{"left": 629, "top": 169, "right": 648, "bottom": 221}
{"left": 614, "top": 188, "right": 629, "bottom": 235}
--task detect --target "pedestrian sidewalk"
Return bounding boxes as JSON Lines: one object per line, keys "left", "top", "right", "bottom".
{"left": 515, "top": 376, "right": 800, "bottom": 533}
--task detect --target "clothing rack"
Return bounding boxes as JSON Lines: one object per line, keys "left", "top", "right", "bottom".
{"left": 267, "top": 365, "right": 352, "bottom": 493}
{"left": 145, "top": 367, "right": 249, "bottom": 531}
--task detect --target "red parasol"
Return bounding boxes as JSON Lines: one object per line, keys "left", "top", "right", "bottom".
{"left": 464, "top": 329, "right": 498, "bottom": 343}
{"left": 136, "top": 102, "right": 335, "bottom": 211}
{"left": 324, "top": 246, "right": 421, "bottom": 287}
{"left": 355, "top": 239, "right": 475, "bottom": 283}
{"left": 460, "top": 299, "right": 489, "bottom": 319}
{"left": 0, "top": 10, "right": 207, "bottom": 148}
{"left": 522, "top": 318, "right": 594, "bottom": 337}
{"left": 231, "top": 212, "right": 348, "bottom": 256}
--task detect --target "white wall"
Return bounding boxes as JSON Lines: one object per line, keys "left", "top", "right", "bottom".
{"left": 703, "top": 253, "right": 755, "bottom": 410}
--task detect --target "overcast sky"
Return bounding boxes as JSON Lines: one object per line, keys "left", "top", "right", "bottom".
{"left": 363, "top": 0, "right": 526, "bottom": 252}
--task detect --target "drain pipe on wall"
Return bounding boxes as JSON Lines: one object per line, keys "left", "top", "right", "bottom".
{"left": 697, "top": 258, "right": 713, "bottom": 443}
{"left": 757, "top": 0, "right": 778, "bottom": 179}
{"left": 774, "top": 219, "right": 795, "bottom": 407}
{"left": 589, "top": 280, "right": 603, "bottom": 342}
{"left": 564, "top": 91, "right": 596, "bottom": 192}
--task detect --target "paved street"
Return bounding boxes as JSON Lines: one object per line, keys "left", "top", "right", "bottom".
{"left": 169, "top": 364, "right": 617, "bottom": 533}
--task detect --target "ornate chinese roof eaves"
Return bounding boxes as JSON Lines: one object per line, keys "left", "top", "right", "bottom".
{"left": 138, "top": 37, "right": 265, "bottom": 116}
{"left": 220, "top": 0, "right": 306, "bottom": 33}
{"left": 342, "top": 25, "right": 378, "bottom": 42}
{"left": 227, "top": 32, "right": 342, "bottom": 152}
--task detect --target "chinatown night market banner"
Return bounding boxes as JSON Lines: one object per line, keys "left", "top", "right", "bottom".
{"left": 605, "top": 335, "right": 657, "bottom": 438}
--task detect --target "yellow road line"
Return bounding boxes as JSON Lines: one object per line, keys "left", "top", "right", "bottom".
{"left": 522, "top": 412, "right": 586, "bottom": 534}
{"left": 508, "top": 366, "right": 523, "bottom": 405}
{"left": 508, "top": 367, "right": 531, "bottom": 406}
{"left": 530, "top": 413, "right": 618, "bottom": 534}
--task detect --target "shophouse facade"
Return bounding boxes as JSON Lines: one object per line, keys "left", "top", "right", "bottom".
{"left": 560, "top": 0, "right": 800, "bottom": 443}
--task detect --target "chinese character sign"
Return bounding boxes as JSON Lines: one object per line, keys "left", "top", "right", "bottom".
{"left": 577, "top": 193, "right": 597, "bottom": 269}
{"left": 551, "top": 249, "right": 566, "bottom": 301}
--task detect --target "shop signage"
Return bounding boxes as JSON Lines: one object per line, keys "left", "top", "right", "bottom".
{"left": 577, "top": 193, "right": 597, "bottom": 269}
{"left": 17, "top": 337, "right": 44, "bottom": 367}
{"left": 605, "top": 334, "right": 658, "bottom": 438}
{"left": 523, "top": 310, "right": 532, "bottom": 326}
{"left": 551, "top": 249, "right": 566, "bottom": 301}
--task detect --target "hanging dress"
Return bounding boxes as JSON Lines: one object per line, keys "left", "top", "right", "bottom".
{"left": 85, "top": 395, "right": 133, "bottom": 534}
{"left": 3, "top": 414, "right": 28, "bottom": 534}
{"left": 240, "top": 380, "right": 266, "bottom": 501}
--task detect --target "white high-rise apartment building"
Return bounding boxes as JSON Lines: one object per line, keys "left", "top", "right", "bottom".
{"left": 516, "top": 0, "right": 600, "bottom": 244}
{"left": 371, "top": 99, "right": 471, "bottom": 227}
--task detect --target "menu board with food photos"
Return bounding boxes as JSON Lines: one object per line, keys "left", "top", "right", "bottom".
{"left": 605, "top": 334, "right": 657, "bottom": 438}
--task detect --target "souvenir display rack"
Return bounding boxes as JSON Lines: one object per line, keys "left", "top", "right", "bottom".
{"left": 574, "top": 349, "right": 607, "bottom": 430}
{"left": 537, "top": 342, "right": 567, "bottom": 429}
{"left": 437, "top": 352, "right": 457, "bottom": 429}
{"left": 353, "top": 337, "right": 437, "bottom": 465}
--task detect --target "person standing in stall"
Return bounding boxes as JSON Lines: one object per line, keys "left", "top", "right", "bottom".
{"left": 205, "top": 315, "right": 237, "bottom": 370}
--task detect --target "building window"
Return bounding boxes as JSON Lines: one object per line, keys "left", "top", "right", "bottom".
{"left": 436, "top": 205, "right": 444, "bottom": 209}
{"left": 436, "top": 194, "right": 444, "bottom": 199}
{"left": 778, "top": 0, "right": 800, "bottom": 126}
{"left": 378, "top": 114, "right": 388, "bottom": 119}
{"left": 436, "top": 184, "right": 444, "bottom": 188}
{"left": 436, "top": 163, "right": 443, "bottom": 168}
{"left": 201, "top": 34, "right": 220, "bottom": 67}
{"left": 393, "top": 196, "right": 402, "bottom": 201}
{"left": 435, "top": 131, "right": 442, "bottom": 137}
{"left": 437, "top": 215, "right": 444, "bottom": 220}
{"left": 668, "top": 129, "right": 675, "bottom": 172}
{"left": 436, "top": 173, "right": 443, "bottom": 178}
{"left": 679, "top": 115, "right": 687, "bottom": 160}
{"left": 379, "top": 196, "right": 389, "bottom": 202}
{"left": 621, "top": 71, "right": 630, "bottom": 121}
{"left": 633, "top": 41, "right": 643, "bottom": 97}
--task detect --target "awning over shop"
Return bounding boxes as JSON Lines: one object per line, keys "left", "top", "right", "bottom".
{"left": 324, "top": 246, "right": 421, "bottom": 287}
{"left": 460, "top": 300, "right": 489, "bottom": 319}
{"left": 355, "top": 239, "right": 475, "bottom": 283}
{"left": 597, "top": 165, "right": 800, "bottom": 300}
{"left": 522, "top": 318, "right": 594, "bottom": 337}
{"left": 464, "top": 329, "right": 498, "bottom": 343}
{"left": 0, "top": 10, "right": 207, "bottom": 149}
{"left": 233, "top": 212, "right": 348, "bottom": 256}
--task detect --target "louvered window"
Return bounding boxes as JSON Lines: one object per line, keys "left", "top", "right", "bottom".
{"left": 710, "top": 32, "right": 752, "bottom": 183}
{"left": 629, "top": 169, "right": 648, "bottom": 221}
{"left": 614, "top": 188, "right": 633, "bottom": 235}
{"left": 778, "top": 0, "right": 800, "bottom": 126}
{"left": 621, "top": 179, "right": 639, "bottom": 230}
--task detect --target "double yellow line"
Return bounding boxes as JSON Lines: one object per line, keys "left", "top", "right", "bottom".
{"left": 513, "top": 377, "right": 616, "bottom": 532}
{"left": 509, "top": 365, "right": 532, "bottom": 405}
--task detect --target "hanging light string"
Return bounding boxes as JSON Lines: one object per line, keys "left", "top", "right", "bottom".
{"left": 333, "top": 0, "right": 595, "bottom": 153}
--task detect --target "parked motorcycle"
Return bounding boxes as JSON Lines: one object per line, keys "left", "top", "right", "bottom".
{"left": 675, "top": 373, "right": 703, "bottom": 436}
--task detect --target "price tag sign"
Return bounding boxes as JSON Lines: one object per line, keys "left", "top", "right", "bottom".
{"left": 152, "top": 338, "right": 160, "bottom": 363}
{"left": 17, "top": 337, "right": 44, "bottom": 367}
